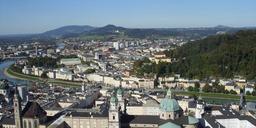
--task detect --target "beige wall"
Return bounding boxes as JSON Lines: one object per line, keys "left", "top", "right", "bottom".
{"left": 2, "top": 124, "right": 16, "bottom": 128}
{"left": 65, "top": 116, "right": 108, "bottom": 128}
{"left": 130, "top": 123, "right": 158, "bottom": 128}
{"left": 126, "top": 106, "right": 159, "bottom": 116}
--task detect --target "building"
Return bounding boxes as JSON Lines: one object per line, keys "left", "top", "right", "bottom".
{"left": 48, "top": 68, "right": 74, "bottom": 81}
{"left": 0, "top": 80, "right": 10, "bottom": 102}
{"left": 245, "top": 85, "right": 254, "bottom": 94}
{"left": 60, "top": 58, "right": 81, "bottom": 66}
{"left": 202, "top": 106, "right": 256, "bottom": 128}
{"left": 17, "top": 86, "right": 28, "bottom": 102}
{"left": 126, "top": 98, "right": 160, "bottom": 116}
{"left": 116, "top": 88, "right": 125, "bottom": 113}
{"left": 0, "top": 88, "right": 64, "bottom": 128}
{"left": 149, "top": 52, "right": 172, "bottom": 64}
{"left": 64, "top": 93, "right": 121, "bottom": 128}
{"left": 64, "top": 111, "right": 109, "bottom": 128}
{"left": 123, "top": 89, "right": 199, "bottom": 128}
{"left": 113, "top": 42, "right": 120, "bottom": 50}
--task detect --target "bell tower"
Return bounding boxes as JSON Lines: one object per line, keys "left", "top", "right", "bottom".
{"left": 108, "top": 93, "right": 120, "bottom": 128}
{"left": 14, "top": 86, "right": 22, "bottom": 128}
{"left": 116, "top": 87, "right": 125, "bottom": 112}
{"left": 195, "top": 95, "right": 204, "bottom": 118}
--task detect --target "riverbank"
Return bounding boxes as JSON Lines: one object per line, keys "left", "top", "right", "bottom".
{"left": 175, "top": 91, "right": 256, "bottom": 103}
{"left": 4, "top": 67, "right": 82, "bottom": 87}
{"left": 4, "top": 64, "right": 256, "bottom": 103}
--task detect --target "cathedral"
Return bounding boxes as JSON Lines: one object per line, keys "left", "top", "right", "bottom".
{"left": 1, "top": 86, "right": 67, "bottom": 128}
{"left": 0, "top": 87, "right": 200, "bottom": 128}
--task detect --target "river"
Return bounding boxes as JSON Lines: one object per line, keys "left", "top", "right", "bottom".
{"left": 0, "top": 60, "right": 29, "bottom": 85}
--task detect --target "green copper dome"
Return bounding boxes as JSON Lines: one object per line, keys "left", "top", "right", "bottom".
{"left": 110, "top": 95, "right": 118, "bottom": 103}
{"left": 188, "top": 116, "right": 199, "bottom": 124}
{"left": 160, "top": 88, "right": 179, "bottom": 112}
{"left": 117, "top": 88, "right": 123, "bottom": 95}
{"left": 160, "top": 98, "right": 180, "bottom": 112}
{"left": 159, "top": 122, "right": 181, "bottom": 128}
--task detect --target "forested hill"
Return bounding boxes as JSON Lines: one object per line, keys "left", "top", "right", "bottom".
{"left": 172, "top": 30, "right": 256, "bottom": 79}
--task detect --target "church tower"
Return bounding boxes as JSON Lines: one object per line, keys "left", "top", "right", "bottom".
{"left": 116, "top": 87, "right": 125, "bottom": 112}
{"left": 195, "top": 95, "right": 204, "bottom": 118}
{"left": 14, "top": 86, "right": 23, "bottom": 128}
{"left": 108, "top": 93, "right": 120, "bottom": 128}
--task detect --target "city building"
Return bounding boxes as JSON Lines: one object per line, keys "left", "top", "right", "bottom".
{"left": 60, "top": 58, "right": 82, "bottom": 66}
{"left": 0, "top": 87, "right": 64, "bottom": 128}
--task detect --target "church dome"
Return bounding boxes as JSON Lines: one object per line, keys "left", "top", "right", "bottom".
{"left": 117, "top": 88, "right": 123, "bottom": 95}
{"left": 110, "top": 95, "right": 118, "bottom": 103}
{"left": 160, "top": 98, "right": 180, "bottom": 112}
{"left": 160, "top": 89, "right": 180, "bottom": 112}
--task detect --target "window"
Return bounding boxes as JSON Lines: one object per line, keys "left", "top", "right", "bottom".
{"left": 162, "top": 114, "right": 164, "bottom": 117}
{"left": 34, "top": 120, "right": 38, "bottom": 128}
{"left": 23, "top": 120, "right": 27, "bottom": 128}
{"left": 169, "top": 114, "right": 171, "bottom": 118}
{"left": 28, "top": 121, "right": 32, "bottom": 128}
{"left": 113, "top": 116, "right": 115, "bottom": 120}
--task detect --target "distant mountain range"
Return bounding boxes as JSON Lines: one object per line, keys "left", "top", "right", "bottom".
{"left": 1, "top": 24, "right": 256, "bottom": 41}
{"left": 41, "top": 25, "right": 95, "bottom": 38}
{"left": 37, "top": 24, "right": 256, "bottom": 40}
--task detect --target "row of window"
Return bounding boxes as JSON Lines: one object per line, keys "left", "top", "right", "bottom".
{"left": 23, "top": 120, "right": 38, "bottom": 128}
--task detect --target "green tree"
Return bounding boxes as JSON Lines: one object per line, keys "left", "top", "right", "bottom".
{"left": 202, "top": 83, "right": 211, "bottom": 92}
{"left": 41, "top": 71, "right": 48, "bottom": 78}
{"left": 246, "top": 91, "right": 251, "bottom": 95}
{"left": 230, "top": 90, "right": 237, "bottom": 95}
{"left": 187, "top": 86, "right": 194, "bottom": 92}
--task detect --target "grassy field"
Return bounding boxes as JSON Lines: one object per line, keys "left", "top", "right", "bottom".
{"left": 5, "top": 67, "right": 82, "bottom": 87}
{"left": 175, "top": 91, "right": 256, "bottom": 102}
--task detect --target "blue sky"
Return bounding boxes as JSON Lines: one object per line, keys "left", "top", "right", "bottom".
{"left": 0, "top": 0, "right": 256, "bottom": 35}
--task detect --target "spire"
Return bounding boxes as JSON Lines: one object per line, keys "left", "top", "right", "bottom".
{"left": 14, "top": 85, "right": 21, "bottom": 100}
{"left": 239, "top": 92, "right": 246, "bottom": 109}
{"left": 110, "top": 91, "right": 118, "bottom": 110}
{"left": 14, "top": 85, "right": 22, "bottom": 128}
{"left": 166, "top": 88, "right": 173, "bottom": 98}
{"left": 198, "top": 94, "right": 202, "bottom": 101}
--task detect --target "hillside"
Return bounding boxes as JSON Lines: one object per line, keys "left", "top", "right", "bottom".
{"left": 41, "top": 25, "right": 95, "bottom": 38}
{"left": 1, "top": 25, "right": 254, "bottom": 43}
{"left": 77, "top": 25, "right": 243, "bottom": 40}
{"left": 171, "top": 30, "right": 256, "bottom": 79}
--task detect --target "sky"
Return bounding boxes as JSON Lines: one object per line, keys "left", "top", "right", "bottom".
{"left": 0, "top": 0, "right": 256, "bottom": 35}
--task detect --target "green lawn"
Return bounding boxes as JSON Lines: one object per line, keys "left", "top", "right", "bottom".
{"left": 175, "top": 91, "right": 256, "bottom": 101}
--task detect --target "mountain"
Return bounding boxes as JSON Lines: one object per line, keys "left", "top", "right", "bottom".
{"left": 84, "top": 24, "right": 127, "bottom": 35}
{"left": 79, "top": 24, "right": 242, "bottom": 40}
{"left": 214, "top": 25, "right": 232, "bottom": 29}
{"left": 170, "top": 30, "right": 256, "bottom": 79}
{"left": 1, "top": 24, "right": 255, "bottom": 43}
{"left": 41, "top": 25, "right": 96, "bottom": 38}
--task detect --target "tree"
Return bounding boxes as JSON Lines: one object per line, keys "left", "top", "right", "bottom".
{"left": 41, "top": 71, "right": 48, "bottom": 78}
{"left": 252, "top": 91, "right": 256, "bottom": 96}
{"left": 202, "top": 83, "right": 211, "bottom": 92}
{"left": 195, "top": 82, "right": 200, "bottom": 88}
{"left": 84, "top": 69, "right": 95, "bottom": 74}
{"left": 246, "top": 91, "right": 251, "bottom": 95}
{"left": 187, "top": 86, "right": 194, "bottom": 92}
{"left": 229, "top": 90, "right": 237, "bottom": 95}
